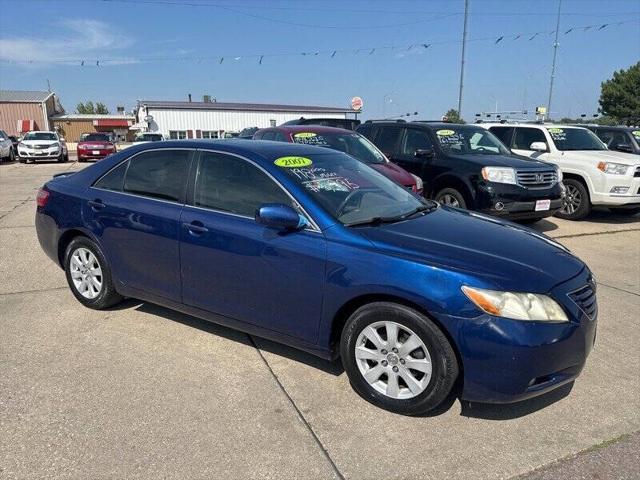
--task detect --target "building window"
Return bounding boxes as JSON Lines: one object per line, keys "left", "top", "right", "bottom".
{"left": 169, "top": 130, "right": 187, "bottom": 140}
{"left": 270, "top": 119, "right": 276, "bottom": 127}
{"left": 201, "top": 131, "right": 219, "bottom": 139}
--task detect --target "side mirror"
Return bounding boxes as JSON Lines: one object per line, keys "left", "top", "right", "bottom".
{"left": 415, "top": 148, "right": 435, "bottom": 158}
{"left": 615, "top": 143, "right": 633, "bottom": 154}
{"left": 530, "top": 142, "right": 548, "bottom": 152}
{"left": 255, "top": 204, "right": 307, "bottom": 230}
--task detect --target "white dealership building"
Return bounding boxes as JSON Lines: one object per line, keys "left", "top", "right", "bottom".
{"left": 134, "top": 97, "right": 355, "bottom": 139}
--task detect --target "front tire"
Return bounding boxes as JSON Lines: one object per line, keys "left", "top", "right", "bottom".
{"left": 64, "top": 237, "right": 123, "bottom": 309}
{"left": 435, "top": 188, "right": 467, "bottom": 209}
{"left": 556, "top": 179, "right": 591, "bottom": 220}
{"left": 340, "top": 302, "right": 459, "bottom": 416}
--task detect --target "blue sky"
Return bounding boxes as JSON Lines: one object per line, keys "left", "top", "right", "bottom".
{"left": 1, "top": 0, "right": 638, "bottom": 120}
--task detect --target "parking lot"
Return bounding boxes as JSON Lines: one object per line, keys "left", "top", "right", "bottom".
{"left": 1, "top": 158, "right": 638, "bottom": 479}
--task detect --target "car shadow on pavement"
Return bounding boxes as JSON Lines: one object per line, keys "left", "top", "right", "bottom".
{"left": 580, "top": 208, "right": 640, "bottom": 224}
{"left": 458, "top": 381, "right": 574, "bottom": 420}
{"left": 528, "top": 219, "right": 558, "bottom": 234}
{"left": 131, "top": 301, "right": 345, "bottom": 376}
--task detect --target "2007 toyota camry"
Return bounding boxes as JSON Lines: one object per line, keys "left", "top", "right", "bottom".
{"left": 35, "top": 140, "right": 597, "bottom": 415}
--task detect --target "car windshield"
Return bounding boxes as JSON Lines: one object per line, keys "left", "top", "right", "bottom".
{"left": 433, "top": 126, "right": 510, "bottom": 155}
{"left": 291, "top": 131, "right": 386, "bottom": 164}
{"left": 23, "top": 132, "right": 57, "bottom": 141}
{"left": 83, "top": 134, "right": 110, "bottom": 142}
{"left": 546, "top": 127, "right": 606, "bottom": 151}
{"left": 136, "top": 134, "right": 163, "bottom": 141}
{"left": 275, "top": 151, "right": 432, "bottom": 226}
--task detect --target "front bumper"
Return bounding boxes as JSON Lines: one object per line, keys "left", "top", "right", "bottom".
{"left": 78, "top": 148, "right": 115, "bottom": 159}
{"left": 436, "top": 268, "right": 597, "bottom": 404}
{"left": 18, "top": 148, "right": 61, "bottom": 160}
{"left": 476, "top": 181, "right": 564, "bottom": 219}
{"left": 591, "top": 173, "right": 640, "bottom": 206}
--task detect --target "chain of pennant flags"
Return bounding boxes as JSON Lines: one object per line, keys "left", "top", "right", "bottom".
{"left": 3, "top": 18, "right": 638, "bottom": 67}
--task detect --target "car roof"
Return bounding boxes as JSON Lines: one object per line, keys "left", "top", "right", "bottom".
{"left": 262, "top": 125, "right": 355, "bottom": 135}
{"left": 25, "top": 131, "right": 57, "bottom": 134}
{"left": 479, "top": 123, "right": 588, "bottom": 129}
{"left": 132, "top": 139, "right": 341, "bottom": 164}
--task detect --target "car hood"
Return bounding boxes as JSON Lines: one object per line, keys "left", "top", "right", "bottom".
{"left": 20, "top": 140, "right": 58, "bottom": 146}
{"left": 370, "top": 162, "right": 415, "bottom": 186}
{"left": 358, "top": 207, "right": 585, "bottom": 292}
{"left": 558, "top": 150, "right": 639, "bottom": 166}
{"left": 449, "top": 153, "right": 553, "bottom": 169}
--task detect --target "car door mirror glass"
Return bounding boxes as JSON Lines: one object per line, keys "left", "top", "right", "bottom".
{"left": 255, "top": 203, "right": 306, "bottom": 230}
{"left": 529, "top": 142, "right": 548, "bottom": 152}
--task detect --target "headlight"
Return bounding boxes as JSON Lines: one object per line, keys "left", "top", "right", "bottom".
{"left": 411, "top": 173, "right": 423, "bottom": 191}
{"left": 462, "top": 286, "right": 569, "bottom": 322}
{"left": 597, "top": 162, "right": 629, "bottom": 175}
{"left": 555, "top": 166, "right": 563, "bottom": 182}
{"left": 51, "top": 142, "right": 60, "bottom": 149}
{"left": 481, "top": 167, "right": 516, "bottom": 185}
{"left": 78, "top": 144, "right": 87, "bottom": 149}
{"left": 18, "top": 142, "right": 30, "bottom": 149}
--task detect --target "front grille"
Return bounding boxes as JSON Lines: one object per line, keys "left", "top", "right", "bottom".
{"left": 516, "top": 170, "right": 558, "bottom": 189}
{"left": 569, "top": 283, "right": 597, "bottom": 321}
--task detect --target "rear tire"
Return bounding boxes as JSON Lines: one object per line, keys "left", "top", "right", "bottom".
{"left": 57, "top": 152, "right": 65, "bottom": 163}
{"left": 340, "top": 302, "right": 458, "bottom": 416}
{"left": 64, "top": 237, "right": 123, "bottom": 310}
{"left": 556, "top": 178, "right": 591, "bottom": 220}
{"left": 435, "top": 188, "right": 467, "bottom": 209}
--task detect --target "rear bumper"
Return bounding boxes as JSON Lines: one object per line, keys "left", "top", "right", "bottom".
{"left": 435, "top": 268, "right": 597, "bottom": 404}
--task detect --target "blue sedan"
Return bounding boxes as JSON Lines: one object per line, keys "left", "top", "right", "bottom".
{"left": 35, "top": 140, "right": 597, "bottom": 415}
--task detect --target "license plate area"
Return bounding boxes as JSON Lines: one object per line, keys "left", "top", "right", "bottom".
{"left": 535, "top": 199, "right": 551, "bottom": 211}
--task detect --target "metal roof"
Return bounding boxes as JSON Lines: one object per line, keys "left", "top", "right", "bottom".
{"left": 139, "top": 100, "right": 353, "bottom": 114}
{"left": 52, "top": 114, "right": 135, "bottom": 120}
{"left": 0, "top": 90, "right": 54, "bottom": 103}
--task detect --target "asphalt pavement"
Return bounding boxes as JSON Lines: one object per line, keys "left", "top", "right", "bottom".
{"left": 1, "top": 158, "right": 638, "bottom": 479}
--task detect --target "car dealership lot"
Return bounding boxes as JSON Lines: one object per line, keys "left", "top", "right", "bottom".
{"left": 1, "top": 160, "right": 638, "bottom": 479}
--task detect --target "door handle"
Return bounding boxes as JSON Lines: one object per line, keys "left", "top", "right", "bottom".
{"left": 183, "top": 221, "right": 208, "bottom": 235}
{"left": 88, "top": 199, "right": 106, "bottom": 210}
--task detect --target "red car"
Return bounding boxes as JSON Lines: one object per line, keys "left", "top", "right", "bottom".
{"left": 77, "top": 133, "right": 117, "bottom": 162}
{"left": 253, "top": 126, "right": 422, "bottom": 194}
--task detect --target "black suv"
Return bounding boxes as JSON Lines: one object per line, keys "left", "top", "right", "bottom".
{"left": 580, "top": 125, "right": 640, "bottom": 155}
{"left": 357, "top": 121, "right": 565, "bottom": 220}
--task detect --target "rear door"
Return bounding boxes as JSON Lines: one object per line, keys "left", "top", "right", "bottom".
{"left": 87, "top": 148, "right": 193, "bottom": 301}
{"left": 372, "top": 125, "right": 403, "bottom": 163}
{"left": 179, "top": 150, "right": 326, "bottom": 343}
{"left": 488, "top": 126, "right": 514, "bottom": 149}
{"left": 394, "top": 127, "right": 436, "bottom": 188}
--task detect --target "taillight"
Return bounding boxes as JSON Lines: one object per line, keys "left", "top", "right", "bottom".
{"left": 36, "top": 188, "right": 50, "bottom": 207}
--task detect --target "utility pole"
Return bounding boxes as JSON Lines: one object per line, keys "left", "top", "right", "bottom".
{"left": 547, "top": 0, "right": 562, "bottom": 119}
{"left": 457, "top": 0, "right": 469, "bottom": 119}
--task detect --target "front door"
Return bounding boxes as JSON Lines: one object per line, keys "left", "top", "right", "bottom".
{"left": 86, "top": 149, "right": 193, "bottom": 301}
{"left": 179, "top": 150, "right": 326, "bottom": 343}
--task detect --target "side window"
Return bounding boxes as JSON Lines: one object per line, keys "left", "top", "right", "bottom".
{"left": 512, "top": 128, "right": 547, "bottom": 150}
{"left": 374, "top": 126, "right": 403, "bottom": 155}
{"left": 598, "top": 130, "right": 626, "bottom": 148}
{"left": 489, "top": 127, "right": 514, "bottom": 147}
{"left": 123, "top": 150, "right": 191, "bottom": 202}
{"left": 261, "top": 131, "right": 276, "bottom": 141}
{"left": 273, "top": 132, "right": 287, "bottom": 142}
{"left": 194, "top": 152, "right": 292, "bottom": 217}
{"left": 94, "top": 161, "right": 129, "bottom": 191}
{"left": 357, "top": 124, "right": 372, "bottom": 139}
{"left": 401, "top": 128, "right": 433, "bottom": 157}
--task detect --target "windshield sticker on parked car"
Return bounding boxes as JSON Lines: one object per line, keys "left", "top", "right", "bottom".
{"left": 547, "top": 128, "right": 567, "bottom": 141}
{"left": 303, "top": 177, "right": 359, "bottom": 193}
{"left": 293, "top": 132, "right": 317, "bottom": 138}
{"left": 274, "top": 156, "right": 313, "bottom": 168}
{"left": 292, "top": 133, "right": 330, "bottom": 146}
{"left": 436, "top": 129, "right": 455, "bottom": 136}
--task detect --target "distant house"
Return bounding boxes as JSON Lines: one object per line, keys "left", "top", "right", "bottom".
{"left": 51, "top": 114, "right": 136, "bottom": 142}
{"left": 0, "top": 90, "right": 63, "bottom": 135}
{"left": 134, "top": 97, "right": 354, "bottom": 139}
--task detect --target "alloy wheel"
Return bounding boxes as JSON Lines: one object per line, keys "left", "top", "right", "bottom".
{"left": 439, "top": 194, "right": 460, "bottom": 207}
{"left": 355, "top": 321, "right": 432, "bottom": 400}
{"left": 561, "top": 184, "right": 581, "bottom": 215}
{"left": 69, "top": 248, "right": 103, "bottom": 299}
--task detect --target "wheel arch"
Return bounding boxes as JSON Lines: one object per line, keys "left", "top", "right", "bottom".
{"left": 329, "top": 293, "right": 463, "bottom": 376}
{"left": 430, "top": 174, "right": 475, "bottom": 207}
{"left": 57, "top": 228, "right": 99, "bottom": 267}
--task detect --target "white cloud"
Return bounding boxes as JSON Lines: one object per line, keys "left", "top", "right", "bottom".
{"left": 0, "top": 19, "right": 136, "bottom": 66}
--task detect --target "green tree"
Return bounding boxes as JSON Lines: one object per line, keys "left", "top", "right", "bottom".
{"left": 599, "top": 62, "right": 640, "bottom": 125}
{"left": 75, "top": 101, "right": 110, "bottom": 114}
{"left": 443, "top": 108, "right": 464, "bottom": 124}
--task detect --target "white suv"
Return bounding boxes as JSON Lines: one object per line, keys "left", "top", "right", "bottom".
{"left": 479, "top": 123, "right": 640, "bottom": 220}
